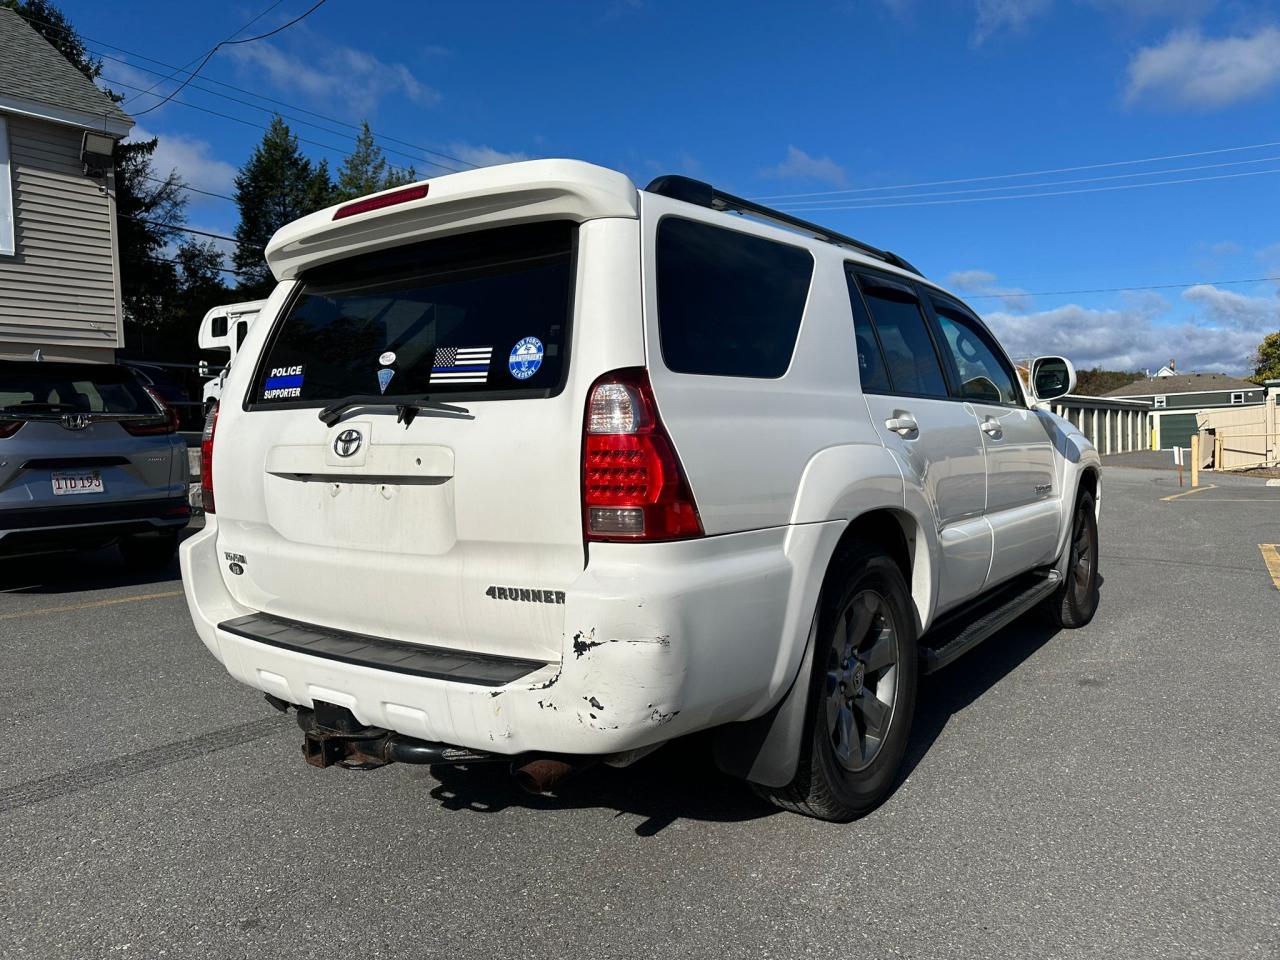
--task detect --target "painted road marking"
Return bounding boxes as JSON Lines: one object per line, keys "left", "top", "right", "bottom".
{"left": 1161, "top": 484, "right": 1217, "bottom": 501}
{"left": 0, "top": 589, "right": 183, "bottom": 623}
{"left": 1260, "top": 545, "right": 1280, "bottom": 591}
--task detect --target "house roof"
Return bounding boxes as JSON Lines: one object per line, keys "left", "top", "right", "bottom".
{"left": 1103, "top": 373, "right": 1259, "bottom": 397}
{"left": 0, "top": 8, "right": 132, "bottom": 136}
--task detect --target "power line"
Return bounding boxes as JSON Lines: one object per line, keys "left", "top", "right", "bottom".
{"left": 150, "top": 253, "right": 246, "bottom": 277}
{"left": 140, "top": 172, "right": 236, "bottom": 202}
{"left": 133, "top": 0, "right": 330, "bottom": 118}
{"left": 778, "top": 154, "right": 1280, "bottom": 209}
{"left": 962, "top": 276, "right": 1280, "bottom": 300}
{"left": 752, "top": 139, "right": 1280, "bottom": 201}
{"left": 771, "top": 167, "right": 1280, "bottom": 211}
{"left": 125, "top": 216, "right": 243, "bottom": 245}
{"left": 122, "top": 0, "right": 286, "bottom": 106}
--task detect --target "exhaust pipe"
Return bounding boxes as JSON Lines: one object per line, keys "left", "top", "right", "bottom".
{"left": 511, "top": 757, "right": 589, "bottom": 795}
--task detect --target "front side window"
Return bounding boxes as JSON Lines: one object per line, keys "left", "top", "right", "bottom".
{"left": 853, "top": 274, "right": 949, "bottom": 398}
{"left": 656, "top": 217, "right": 813, "bottom": 378}
{"left": 251, "top": 221, "right": 575, "bottom": 405}
{"left": 931, "top": 300, "right": 1022, "bottom": 405}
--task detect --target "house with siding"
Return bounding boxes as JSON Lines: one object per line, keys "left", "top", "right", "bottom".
{"left": 1104, "top": 372, "right": 1266, "bottom": 450}
{"left": 0, "top": 7, "right": 134, "bottom": 363}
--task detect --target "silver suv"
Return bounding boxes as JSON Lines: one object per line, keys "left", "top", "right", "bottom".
{"left": 0, "top": 360, "right": 189, "bottom": 567}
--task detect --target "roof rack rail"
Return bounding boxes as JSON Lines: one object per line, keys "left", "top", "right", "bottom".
{"left": 644, "top": 175, "right": 923, "bottom": 277}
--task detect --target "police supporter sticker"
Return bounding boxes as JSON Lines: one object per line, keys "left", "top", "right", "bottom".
{"left": 508, "top": 336, "right": 544, "bottom": 380}
{"left": 262, "top": 365, "right": 304, "bottom": 399}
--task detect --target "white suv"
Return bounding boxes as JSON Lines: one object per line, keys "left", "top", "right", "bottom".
{"left": 180, "top": 161, "right": 1100, "bottom": 821}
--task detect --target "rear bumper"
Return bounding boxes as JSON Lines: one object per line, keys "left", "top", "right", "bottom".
{"left": 180, "top": 518, "right": 839, "bottom": 757}
{"left": 0, "top": 496, "right": 190, "bottom": 556}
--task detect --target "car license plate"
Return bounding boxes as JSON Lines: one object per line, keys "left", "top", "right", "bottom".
{"left": 51, "top": 470, "right": 105, "bottom": 496}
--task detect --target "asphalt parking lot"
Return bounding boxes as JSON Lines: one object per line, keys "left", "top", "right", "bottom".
{"left": 2, "top": 463, "right": 1277, "bottom": 960}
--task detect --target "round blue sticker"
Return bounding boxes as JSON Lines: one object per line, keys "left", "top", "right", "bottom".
{"left": 509, "top": 336, "right": 544, "bottom": 380}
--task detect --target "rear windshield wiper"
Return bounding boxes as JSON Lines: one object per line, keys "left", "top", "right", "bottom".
{"left": 317, "top": 395, "right": 471, "bottom": 428}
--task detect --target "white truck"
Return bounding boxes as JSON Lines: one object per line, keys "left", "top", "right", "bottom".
{"left": 196, "top": 299, "right": 265, "bottom": 413}
{"left": 180, "top": 162, "right": 1100, "bottom": 821}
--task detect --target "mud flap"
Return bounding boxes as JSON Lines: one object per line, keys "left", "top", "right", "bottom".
{"left": 711, "top": 610, "right": 817, "bottom": 788}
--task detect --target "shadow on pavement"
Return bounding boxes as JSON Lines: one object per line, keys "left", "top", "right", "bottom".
{"left": 0, "top": 524, "right": 200, "bottom": 595}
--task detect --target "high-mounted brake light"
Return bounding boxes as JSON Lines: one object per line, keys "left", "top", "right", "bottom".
{"left": 332, "top": 183, "right": 429, "bottom": 220}
{"left": 582, "top": 368, "right": 703, "bottom": 542}
{"left": 200, "top": 403, "right": 218, "bottom": 514}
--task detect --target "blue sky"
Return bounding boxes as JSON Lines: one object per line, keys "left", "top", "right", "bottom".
{"left": 63, "top": 0, "right": 1280, "bottom": 374}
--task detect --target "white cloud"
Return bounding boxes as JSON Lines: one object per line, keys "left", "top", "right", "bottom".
{"left": 762, "top": 146, "right": 847, "bottom": 187}
{"left": 1125, "top": 27, "right": 1280, "bottom": 109}
{"left": 947, "top": 269, "right": 1033, "bottom": 312}
{"left": 972, "top": 0, "right": 1052, "bottom": 44}
{"left": 446, "top": 143, "right": 531, "bottom": 168}
{"left": 130, "top": 126, "right": 237, "bottom": 201}
{"left": 228, "top": 38, "right": 439, "bottom": 117}
{"left": 982, "top": 284, "right": 1279, "bottom": 373}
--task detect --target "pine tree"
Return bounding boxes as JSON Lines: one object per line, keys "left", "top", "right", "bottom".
{"left": 335, "top": 121, "right": 416, "bottom": 201}
{"left": 232, "top": 117, "right": 335, "bottom": 295}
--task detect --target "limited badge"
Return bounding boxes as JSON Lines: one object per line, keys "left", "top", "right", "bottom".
{"left": 379, "top": 350, "right": 397, "bottom": 366}
{"left": 509, "top": 336, "right": 544, "bottom": 380}
{"left": 377, "top": 367, "right": 395, "bottom": 394}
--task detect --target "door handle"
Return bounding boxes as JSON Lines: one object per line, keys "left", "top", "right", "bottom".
{"left": 981, "top": 417, "right": 1003, "bottom": 438}
{"left": 884, "top": 414, "right": 919, "bottom": 437}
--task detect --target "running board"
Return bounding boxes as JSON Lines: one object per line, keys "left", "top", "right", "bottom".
{"left": 919, "top": 571, "right": 1061, "bottom": 674}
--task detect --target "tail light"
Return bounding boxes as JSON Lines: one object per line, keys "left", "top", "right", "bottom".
{"left": 582, "top": 368, "right": 702, "bottom": 542}
{"left": 0, "top": 420, "right": 23, "bottom": 439}
{"left": 200, "top": 403, "right": 218, "bottom": 514}
{"left": 123, "top": 387, "right": 180, "bottom": 436}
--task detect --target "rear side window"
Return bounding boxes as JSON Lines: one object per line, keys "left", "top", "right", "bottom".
{"left": 251, "top": 221, "right": 575, "bottom": 406}
{"left": 0, "top": 362, "right": 154, "bottom": 414}
{"left": 853, "top": 274, "right": 949, "bottom": 399}
{"left": 656, "top": 217, "right": 813, "bottom": 378}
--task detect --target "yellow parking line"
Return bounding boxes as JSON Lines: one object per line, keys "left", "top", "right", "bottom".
{"left": 1260, "top": 545, "right": 1280, "bottom": 591}
{"left": 0, "top": 590, "right": 183, "bottom": 622}
{"left": 1161, "top": 484, "right": 1217, "bottom": 501}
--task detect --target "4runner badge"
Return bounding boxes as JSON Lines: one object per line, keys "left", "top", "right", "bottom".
{"left": 486, "top": 585, "right": 566, "bottom": 605}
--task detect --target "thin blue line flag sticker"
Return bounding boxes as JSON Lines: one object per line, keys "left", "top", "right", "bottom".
{"left": 508, "top": 336, "right": 544, "bottom": 380}
{"left": 262, "top": 365, "right": 304, "bottom": 399}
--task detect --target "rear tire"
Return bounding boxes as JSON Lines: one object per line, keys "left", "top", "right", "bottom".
{"left": 753, "top": 541, "right": 918, "bottom": 822}
{"left": 1046, "top": 490, "right": 1099, "bottom": 629}
{"left": 118, "top": 530, "right": 179, "bottom": 571}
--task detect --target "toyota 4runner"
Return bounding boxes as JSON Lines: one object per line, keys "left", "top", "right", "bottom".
{"left": 180, "top": 161, "right": 1101, "bottom": 821}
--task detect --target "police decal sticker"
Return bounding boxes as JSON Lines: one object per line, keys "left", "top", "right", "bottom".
{"left": 509, "top": 336, "right": 544, "bottom": 380}
{"left": 262, "top": 365, "right": 304, "bottom": 399}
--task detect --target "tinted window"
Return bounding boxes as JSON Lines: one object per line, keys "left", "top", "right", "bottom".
{"left": 854, "top": 276, "right": 948, "bottom": 398}
{"left": 845, "top": 271, "right": 891, "bottom": 393}
{"left": 931, "top": 300, "right": 1021, "bottom": 405}
{"left": 252, "top": 221, "right": 574, "bottom": 405}
{"left": 657, "top": 217, "right": 813, "bottom": 378}
{"left": 0, "top": 362, "right": 154, "bottom": 414}
{"left": 235, "top": 321, "right": 248, "bottom": 350}
{"left": 210, "top": 315, "right": 228, "bottom": 338}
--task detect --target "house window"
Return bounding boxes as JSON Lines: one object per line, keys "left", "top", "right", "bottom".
{"left": 1154, "top": 395, "right": 1166, "bottom": 408}
{"left": 0, "top": 116, "right": 14, "bottom": 256}
{"left": 1231, "top": 392, "right": 1244, "bottom": 404}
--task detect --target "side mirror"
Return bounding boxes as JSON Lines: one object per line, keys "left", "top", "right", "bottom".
{"left": 1030, "top": 356, "right": 1076, "bottom": 402}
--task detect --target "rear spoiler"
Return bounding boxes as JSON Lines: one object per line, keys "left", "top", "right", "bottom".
{"left": 265, "top": 159, "right": 639, "bottom": 282}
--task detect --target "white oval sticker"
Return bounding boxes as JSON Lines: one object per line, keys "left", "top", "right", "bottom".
{"left": 378, "top": 351, "right": 397, "bottom": 366}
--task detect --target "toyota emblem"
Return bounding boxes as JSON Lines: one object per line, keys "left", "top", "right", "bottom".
{"left": 333, "top": 428, "right": 363, "bottom": 458}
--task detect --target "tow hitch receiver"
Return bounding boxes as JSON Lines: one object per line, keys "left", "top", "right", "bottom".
{"left": 295, "top": 699, "right": 505, "bottom": 770}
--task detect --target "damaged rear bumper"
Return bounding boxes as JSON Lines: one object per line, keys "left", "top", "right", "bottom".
{"left": 181, "top": 519, "right": 834, "bottom": 757}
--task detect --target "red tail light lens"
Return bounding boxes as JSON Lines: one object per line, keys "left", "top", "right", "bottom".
{"left": 333, "top": 183, "right": 429, "bottom": 220}
{"left": 0, "top": 420, "right": 23, "bottom": 439}
{"left": 122, "top": 387, "right": 180, "bottom": 435}
{"left": 200, "top": 403, "right": 218, "bottom": 514}
{"left": 583, "top": 368, "right": 702, "bottom": 542}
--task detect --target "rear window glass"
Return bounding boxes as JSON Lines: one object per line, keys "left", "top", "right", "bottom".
{"left": 0, "top": 361, "right": 154, "bottom": 414}
{"left": 251, "top": 221, "right": 575, "bottom": 406}
{"left": 656, "top": 217, "right": 813, "bottom": 378}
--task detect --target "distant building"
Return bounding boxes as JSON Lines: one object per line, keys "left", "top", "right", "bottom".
{"left": 0, "top": 8, "right": 135, "bottom": 363}
{"left": 1104, "top": 372, "right": 1265, "bottom": 449}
